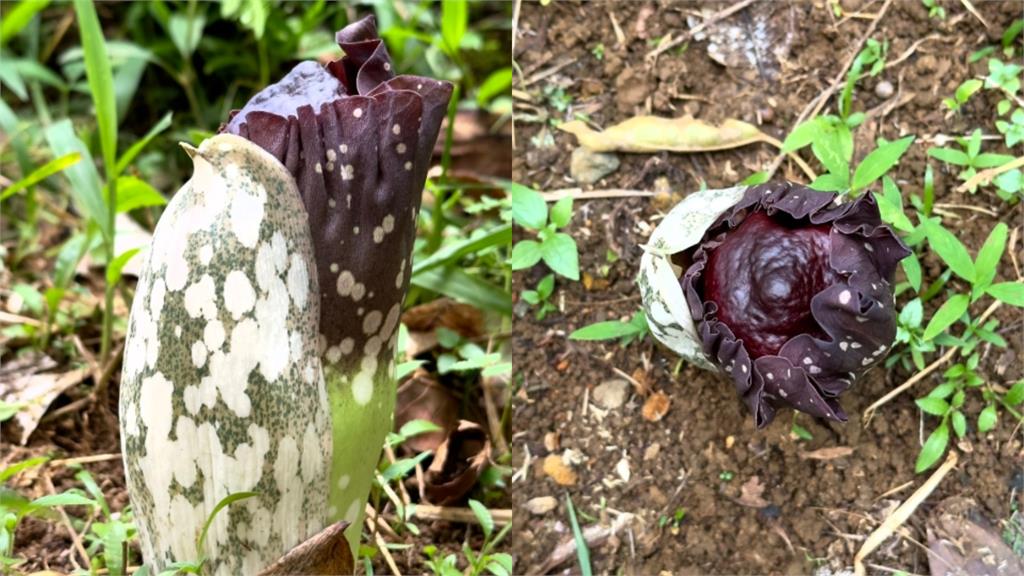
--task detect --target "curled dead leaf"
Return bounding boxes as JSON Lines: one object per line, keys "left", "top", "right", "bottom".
{"left": 402, "top": 298, "right": 484, "bottom": 338}
{"left": 395, "top": 374, "right": 458, "bottom": 453}
{"left": 424, "top": 420, "right": 491, "bottom": 505}
{"left": 735, "top": 476, "right": 770, "bottom": 509}
{"left": 642, "top": 391, "right": 671, "bottom": 422}
{"left": 558, "top": 115, "right": 765, "bottom": 153}
{"left": 799, "top": 446, "right": 854, "bottom": 461}
{"left": 257, "top": 521, "right": 353, "bottom": 575}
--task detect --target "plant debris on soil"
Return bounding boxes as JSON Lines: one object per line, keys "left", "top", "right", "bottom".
{"left": 512, "top": 1, "right": 1022, "bottom": 574}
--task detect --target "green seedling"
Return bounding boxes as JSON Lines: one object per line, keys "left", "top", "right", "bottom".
{"left": 422, "top": 500, "right": 513, "bottom": 576}
{"left": 994, "top": 169, "right": 1023, "bottom": 203}
{"left": 927, "top": 129, "right": 1015, "bottom": 193}
{"left": 435, "top": 327, "right": 511, "bottom": 377}
{"left": 943, "top": 79, "right": 983, "bottom": 113}
{"left": 521, "top": 274, "right": 558, "bottom": 320}
{"left": 591, "top": 43, "right": 604, "bottom": 61}
{"left": 569, "top": 311, "right": 649, "bottom": 347}
{"left": 510, "top": 184, "right": 580, "bottom": 281}
{"left": 921, "top": 0, "right": 945, "bottom": 20}
{"left": 985, "top": 58, "right": 1022, "bottom": 96}
{"left": 995, "top": 108, "right": 1024, "bottom": 148}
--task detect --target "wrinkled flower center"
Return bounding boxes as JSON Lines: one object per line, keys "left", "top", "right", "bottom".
{"left": 703, "top": 211, "right": 839, "bottom": 358}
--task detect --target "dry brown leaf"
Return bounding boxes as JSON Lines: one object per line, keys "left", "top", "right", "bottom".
{"left": 799, "top": 446, "right": 855, "bottom": 460}
{"left": 402, "top": 297, "right": 484, "bottom": 338}
{"left": 424, "top": 420, "right": 491, "bottom": 505}
{"left": 735, "top": 476, "right": 770, "bottom": 508}
{"left": 258, "top": 521, "right": 353, "bottom": 575}
{"left": 641, "top": 391, "right": 671, "bottom": 422}
{"left": 395, "top": 374, "right": 458, "bottom": 453}
{"left": 631, "top": 367, "right": 651, "bottom": 396}
{"left": 558, "top": 115, "right": 766, "bottom": 153}
{"left": 0, "top": 355, "right": 87, "bottom": 445}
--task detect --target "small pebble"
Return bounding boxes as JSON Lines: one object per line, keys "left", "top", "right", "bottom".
{"left": 643, "top": 443, "right": 661, "bottom": 461}
{"left": 524, "top": 496, "right": 558, "bottom": 515}
{"left": 543, "top": 431, "right": 560, "bottom": 452}
{"left": 593, "top": 379, "right": 630, "bottom": 410}
{"left": 874, "top": 80, "right": 894, "bottom": 99}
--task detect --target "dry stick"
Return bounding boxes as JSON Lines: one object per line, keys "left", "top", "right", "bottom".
{"left": 882, "top": 34, "right": 942, "bottom": 72}
{"left": 413, "top": 504, "right": 513, "bottom": 525}
{"left": 374, "top": 530, "right": 402, "bottom": 576}
{"left": 382, "top": 445, "right": 412, "bottom": 508}
{"left": 853, "top": 450, "right": 959, "bottom": 576}
{"left": 481, "top": 376, "right": 510, "bottom": 456}
{"left": 932, "top": 202, "right": 998, "bottom": 217}
{"left": 958, "top": 0, "right": 989, "bottom": 29}
{"left": 645, "top": 0, "right": 760, "bottom": 63}
{"left": 956, "top": 155, "right": 1024, "bottom": 193}
{"left": 42, "top": 473, "right": 91, "bottom": 569}
{"left": 541, "top": 188, "right": 654, "bottom": 202}
{"left": 863, "top": 299, "right": 1003, "bottom": 422}
{"left": 49, "top": 453, "right": 120, "bottom": 467}
{"left": 766, "top": 0, "right": 894, "bottom": 179}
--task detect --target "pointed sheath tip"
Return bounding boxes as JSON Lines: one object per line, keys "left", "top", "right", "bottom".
{"left": 179, "top": 142, "right": 200, "bottom": 159}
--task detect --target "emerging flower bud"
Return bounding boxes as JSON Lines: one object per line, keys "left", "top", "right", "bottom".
{"left": 639, "top": 182, "right": 910, "bottom": 427}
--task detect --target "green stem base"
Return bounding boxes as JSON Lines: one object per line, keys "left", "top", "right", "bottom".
{"left": 324, "top": 364, "right": 396, "bottom": 553}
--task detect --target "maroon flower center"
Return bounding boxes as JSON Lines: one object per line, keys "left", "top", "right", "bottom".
{"left": 703, "top": 211, "right": 838, "bottom": 358}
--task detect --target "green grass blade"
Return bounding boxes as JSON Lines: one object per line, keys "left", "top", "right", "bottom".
{"left": 565, "top": 493, "right": 592, "bottom": 576}
{"left": 44, "top": 120, "right": 110, "bottom": 239}
{"left": 196, "top": 491, "right": 258, "bottom": 554}
{"left": 72, "top": 0, "right": 118, "bottom": 175}
{"left": 115, "top": 112, "right": 172, "bottom": 174}
{"left": 412, "top": 267, "right": 512, "bottom": 315}
{"left": 0, "top": 152, "right": 81, "bottom": 201}
{"left": 413, "top": 223, "right": 511, "bottom": 276}
{"left": 0, "top": 0, "right": 50, "bottom": 47}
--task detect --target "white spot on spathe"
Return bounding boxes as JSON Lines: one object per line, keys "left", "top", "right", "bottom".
{"left": 192, "top": 340, "right": 208, "bottom": 368}
{"left": 351, "top": 283, "right": 366, "bottom": 302}
{"left": 352, "top": 355, "right": 377, "bottom": 405}
{"left": 175, "top": 325, "right": 182, "bottom": 338}
{"left": 344, "top": 499, "right": 362, "bottom": 525}
{"left": 340, "top": 144, "right": 348, "bottom": 154}
{"left": 337, "top": 475, "right": 351, "bottom": 491}
{"left": 336, "top": 271, "right": 355, "bottom": 296}
{"left": 363, "top": 310, "right": 383, "bottom": 335}
{"left": 255, "top": 242, "right": 276, "bottom": 293}
{"left": 839, "top": 290, "right": 852, "bottom": 305}
{"left": 124, "top": 401, "right": 139, "bottom": 436}
{"left": 326, "top": 345, "right": 341, "bottom": 364}
{"left": 326, "top": 149, "right": 337, "bottom": 163}
{"left": 273, "top": 435, "right": 305, "bottom": 544}
{"left": 404, "top": 161, "right": 412, "bottom": 171}
{"left": 184, "top": 275, "right": 218, "bottom": 320}
{"left": 139, "top": 372, "right": 173, "bottom": 438}
{"left": 373, "top": 227, "right": 384, "bottom": 243}
{"left": 340, "top": 338, "right": 354, "bottom": 355}
{"left": 204, "top": 320, "right": 226, "bottom": 351}
{"left": 183, "top": 385, "right": 201, "bottom": 415}
{"left": 381, "top": 303, "right": 402, "bottom": 338}
{"left": 803, "top": 357, "right": 813, "bottom": 365}
{"left": 164, "top": 234, "right": 190, "bottom": 292}
{"left": 328, "top": 198, "right": 336, "bottom": 208}
{"left": 330, "top": 263, "right": 339, "bottom": 273}
{"left": 270, "top": 232, "right": 288, "bottom": 273}
{"left": 315, "top": 162, "right": 323, "bottom": 174}
{"left": 229, "top": 183, "right": 265, "bottom": 249}
{"left": 224, "top": 270, "right": 256, "bottom": 320}
{"left": 301, "top": 423, "right": 322, "bottom": 483}
{"left": 286, "top": 255, "right": 309, "bottom": 309}
{"left": 341, "top": 165, "right": 354, "bottom": 180}
{"left": 255, "top": 274, "right": 291, "bottom": 383}
{"left": 396, "top": 143, "right": 407, "bottom": 154}
{"left": 382, "top": 215, "right": 395, "bottom": 233}
{"left": 353, "top": 108, "right": 363, "bottom": 118}
{"left": 198, "top": 244, "right": 213, "bottom": 266}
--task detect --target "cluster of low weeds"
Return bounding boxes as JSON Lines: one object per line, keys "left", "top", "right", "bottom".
{"left": 512, "top": 21, "right": 1024, "bottom": 476}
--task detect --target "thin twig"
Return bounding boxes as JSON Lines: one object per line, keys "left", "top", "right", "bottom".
{"left": 956, "top": 156, "right": 1024, "bottom": 193}
{"left": 766, "top": 0, "right": 894, "bottom": 179}
{"left": 413, "top": 504, "right": 513, "bottom": 525}
{"left": 854, "top": 450, "right": 959, "bottom": 576}
{"left": 958, "top": 0, "right": 989, "bottom": 29}
{"left": 374, "top": 530, "right": 402, "bottom": 576}
{"left": 42, "top": 473, "right": 91, "bottom": 569}
{"left": 863, "top": 299, "right": 1002, "bottom": 421}
{"left": 933, "top": 202, "right": 999, "bottom": 217}
{"left": 49, "top": 453, "right": 120, "bottom": 467}
{"left": 882, "top": 34, "right": 942, "bottom": 72}
{"left": 645, "top": 0, "right": 760, "bottom": 63}
{"left": 541, "top": 188, "right": 654, "bottom": 202}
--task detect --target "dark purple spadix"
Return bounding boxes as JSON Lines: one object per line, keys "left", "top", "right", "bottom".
{"left": 682, "top": 182, "right": 910, "bottom": 427}
{"left": 222, "top": 16, "right": 453, "bottom": 370}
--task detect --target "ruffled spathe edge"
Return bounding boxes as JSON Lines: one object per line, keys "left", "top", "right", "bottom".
{"left": 681, "top": 182, "right": 911, "bottom": 428}
{"left": 220, "top": 15, "right": 453, "bottom": 361}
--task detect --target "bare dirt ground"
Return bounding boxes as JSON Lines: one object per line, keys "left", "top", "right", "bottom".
{"left": 511, "top": 1, "right": 1023, "bottom": 574}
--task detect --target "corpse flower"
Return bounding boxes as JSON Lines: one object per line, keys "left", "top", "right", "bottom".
{"left": 121, "top": 15, "right": 451, "bottom": 574}
{"left": 638, "top": 182, "right": 910, "bottom": 428}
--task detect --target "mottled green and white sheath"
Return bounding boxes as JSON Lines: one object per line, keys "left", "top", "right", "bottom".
{"left": 119, "top": 134, "right": 331, "bottom": 574}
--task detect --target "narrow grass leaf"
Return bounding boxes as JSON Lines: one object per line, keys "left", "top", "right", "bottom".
{"left": 915, "top": 397, "right": 950, "bottom": 416}
{"left": 412, "top": 268, "right": 512, "bottom": 315}
{"left": 413, "top": 223, "right": 510, "bottom": 275}
{"left": 31, "top": 490, "right": 97, "bottom": 509}
{"left": 922, "top": 294, "right": 969, "bottom": 341}
{"left": 476, "top": 67, "right": 512, "bottom": 105}
{"left": 0, "top": 0, "right": 50, "bottom": 46}
{"left": 381, "top": 451, "right": 431, "bottom": 481}
{"left": 115, "top": 112, "right": 172, "bottom": 173}
{"left": 927, "top": 147, "right": 969, "bottom": 166}
{"left": 197, "top": 491, "right": 258, "bottom": 552}
{"left": 902, "top": 253, "right": 922, "bottom": 293}
{"left": 114, "top": 175, "right": 167, "bottom": 213}
{"left": 1, "top": 152, "right": 81, "bottom": 200}
{"left": 106, "top": 248, "right": 141, "bottom": 286}
{"left": 565, "top": 494, "right": 592, "bottom": 576}
{"left": 441, "top": 0, "right": 467, "bottom": 55}
{"left": 570, "top": 320, "right": 642, "bottom": 341}
{"left": 468, "top": 499, "right": 494, "bottom": 539}
{"left": 73, "top": 0, "right": 118, "bottom": 174}
{"left": 0, "top": 457, "right": 50, "bottom": 484}
{"left": 45, "top": 120, "right": 110, "bottom": 239}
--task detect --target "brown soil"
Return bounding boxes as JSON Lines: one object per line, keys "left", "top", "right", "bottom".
{"left": 512, "top": 1, "right": 1023, "bottom": 574}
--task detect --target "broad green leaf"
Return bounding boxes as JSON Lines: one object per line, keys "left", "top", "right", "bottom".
{"left": 167, "top": 12, "right": 206, "bottom": 58}
{"left": 922, "top": 293, "right": 969, "bottom": 341}
{"left": 510, "top": 240, "right": 542, "bottom": 270}
{"left": 381, "top": 451, "right": 431, "bottom": 481}
{"left": 927, "top": 381, "right": 956, "bottom": 399}
{"left": 412, "top": 267, "right": 511, "bottom": 315}
{"left": 106, "top": 248, "right": 141, "bottom": 286}
{"left": 915, "top": 397, "right": 950, "bottom": 416}
{"left": 45, "top": 120, "right": 110, "bottom": 239}
{"left": 441, "top": 0, "right": 467, "bottom": 55}
{"left": 0, "top": 456, "right": 50, "bottom": 484}
{"left": 414, "top": 224, "right": 511, "bottom": 275}
{"left": 476, "top": 67, "right": 512, "bottom": 105}
{"left": 974, "top": 153, "right": 1016, "bottom": 168}
{"left": 73, "top": 0, "right": 118, "bottom": 178}
{"left": 874, "top": 177, "right": 913, "bottom": 231}
{"left": 811, "top": 124, "right": 851, "bottom": 178}
{"left": 31, "top": 491, "right": 97, "bottom": 509}
{"left": 53, "top": 229, "right": 95, "bottom": 289}
{"left": 114, "top": 175, "right": 166, "bottom": 213}
{"left": 899, "top": 298, "right": 924, "bottom": 327}
{"left": 977, "top": 405, "right": 997, "bottom": 433}
{"left": 955, "top": 79, "right": 983, "bottom": 103}
{"left": 809, "top": 171, "right": 849, "bottom": 192}
{"left": 902, "top": 253, "right": 922, "bottom": 293}
{"left": 986, "top": 281, "right": 1024, "bottom": 306}
{"left": 923, "top": 220, "right": 975, "bottom": 282}
{"left": 197, "top": 491, "right": 258, "bottom": 551}
{"left": 569, "top": 320, "right": 642, "bottom": 341}
{"left": 967, "top": 129, "right": 982, "bottom": 158}
{"left": 1, "top": 152, "right": 81, "bottom": 200}
{"left": 914, "top": 423, "right": 948, "bottom": 473}
{"left": 781, "top": 118, "right": 825, "bottom": 152}
{"left": 927, "top": 147, "right": 969, "bottom": 166}
{"left": 0, "top": 0, "right": 50, "bottom": 47}
{"left": 741, "top": 171, "right": 769, "bottom": 185}
{"left": 115, "top": 112, "right": 172, "bottom": 174}
{"left": 1005, "top": 380, "right": 1024, "bottom": 406}
{"left": 549, "top": 197, "right": 573, "bottom": 228}
{"left": 852, "top": 136, "right": 914, "bottom": 192}
{"left": 540, "top": 232, "right": 579, "bottom": 280}
{"left": 509, "top": 183, "right": 547, "bottom": 230}
{"left": 397, "top": 419, "right": 442, "bottom": 440}
{"left": 0, "top": 60, "right": 28, "bottom": 100}
{"left": 972, "top": 223, "right": 1007, "bottom": 291}
{"left": 468, "top": 499, "right": 494, "bottom": 539}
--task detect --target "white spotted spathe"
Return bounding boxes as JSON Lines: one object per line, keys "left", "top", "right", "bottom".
{"left": 119, "top": 134, "right": 331, "bottom": 575}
